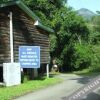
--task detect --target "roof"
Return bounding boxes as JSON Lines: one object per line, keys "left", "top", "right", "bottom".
{"left": 0, "top": 0, "right": 54, "bottom": 33}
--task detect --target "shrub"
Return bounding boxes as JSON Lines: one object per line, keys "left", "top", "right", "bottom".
{"left": 56, "top": 43, "right": 93, "bottom": 72}
{"left": 73, "top": 44, "right": 92, "bottom": 70}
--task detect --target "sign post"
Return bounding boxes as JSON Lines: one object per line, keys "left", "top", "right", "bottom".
{"left": 19, "top": 46, "right": 40, "bottom": 78}
{"left": 34, "top": 68, "right": 38, "bottom": 78}
{"left": 19, "top": 46, "right": 40, "bottom": 68}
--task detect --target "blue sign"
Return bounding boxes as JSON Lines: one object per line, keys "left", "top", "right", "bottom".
{"left": 19, "top": 46, "right": 40, "bottom": 68}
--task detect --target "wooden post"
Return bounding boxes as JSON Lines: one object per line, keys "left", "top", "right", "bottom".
{"left": 9, "top": 12, "right": 14, "bottom": 63}
{"left": 34, "top": 68, "right": 38, "bottom": 78}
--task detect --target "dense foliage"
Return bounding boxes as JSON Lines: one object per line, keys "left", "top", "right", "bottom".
{"left": 0, "top": 0, "right": 100, "bottom": 72}
{"left": 23, "top": 0, "right": 98, "bottom": 72}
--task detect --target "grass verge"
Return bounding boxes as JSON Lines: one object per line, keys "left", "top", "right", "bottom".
{"left": 0, "top": 77, "right": 61, "bottom": 100}
{"left": 73, "top": 68, "right": 100, "bottom": 76}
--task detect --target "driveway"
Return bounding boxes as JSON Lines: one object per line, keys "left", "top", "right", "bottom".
{"left": 14, "top": 74, "right": 100, "bottom": 100}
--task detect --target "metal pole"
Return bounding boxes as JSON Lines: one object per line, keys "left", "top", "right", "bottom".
{"left": 10, "top": 12, "right": 14, "bottom": 63}
{"left": 46, "top": 64, "right": 49, "bottom": 78}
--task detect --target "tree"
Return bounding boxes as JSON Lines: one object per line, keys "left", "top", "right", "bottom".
{"left": 92, "top": 15, "right": 100, "bottom": 32}
{"left": 88, "top": 13, "right": 100, "bottom": 44}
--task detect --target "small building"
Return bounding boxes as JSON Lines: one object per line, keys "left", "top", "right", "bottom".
{"left": 0, "top": 1, "right": 53, "bottom": 82}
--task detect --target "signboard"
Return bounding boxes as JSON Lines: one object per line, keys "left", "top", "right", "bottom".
{"left": 19, "top": 46, "right": 40, "bottom": 68}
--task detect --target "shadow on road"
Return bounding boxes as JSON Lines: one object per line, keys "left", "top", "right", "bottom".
{"left": 69, "top": 76, "right": 91, "bottom": 84}
{"left": 81, "top": 92, "right": 100, "bottom": 100}
{"left": 69, "top": 73, "right": 99, "bottom": 85}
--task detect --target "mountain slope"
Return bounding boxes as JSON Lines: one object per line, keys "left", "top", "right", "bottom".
{"left": 77, "top": 8, "right": 95, "bottom": 20}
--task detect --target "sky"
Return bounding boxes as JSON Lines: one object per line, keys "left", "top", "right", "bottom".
{"left": 67, "top": 0, "right": 100, "bottom": 13}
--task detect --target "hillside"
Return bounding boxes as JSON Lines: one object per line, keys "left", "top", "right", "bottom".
{"left": 77, "top": 8, "right": 95, "bottom": 20}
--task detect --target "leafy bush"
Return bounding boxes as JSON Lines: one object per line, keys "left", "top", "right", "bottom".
{"left": 55, "top": 43, "right": 94, "bottom": 72}
{"left": 90, "top": 45, "right": 100, "bottom": 71}
{"left": 73, "top": 44, "right": 92, "bottom": 70}
{"left": 57, "top": 43, "right": 100, "bottom": 72}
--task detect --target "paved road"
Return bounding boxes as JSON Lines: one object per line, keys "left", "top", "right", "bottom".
{"left": 14, "top": 74, "right": 100, "bottom": 100}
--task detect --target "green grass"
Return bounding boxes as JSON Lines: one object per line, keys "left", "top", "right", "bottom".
{"left": 73, "top": 68, "right": 100, "bottom": 76}
{"left": 0, "top": 77, "right": 61, "bottom": 100}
